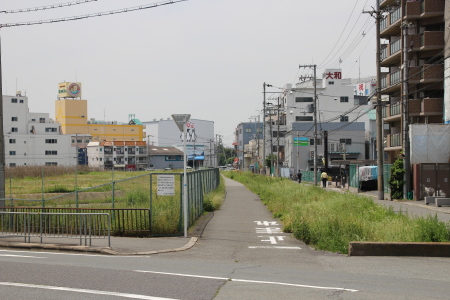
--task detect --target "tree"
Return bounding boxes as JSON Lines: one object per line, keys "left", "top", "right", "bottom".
{"left": 217, "top": 144, "right": 236, "bottom": 166}
{"left": 389, "top": 158, "right": 405, "bottom": 199}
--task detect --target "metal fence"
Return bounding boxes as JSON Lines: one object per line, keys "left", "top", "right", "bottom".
{"left": 0, "top": 211, "right": 110, "bottom": 246}
{"left": 1, "top": 168, "right": 220, "bottom": 237}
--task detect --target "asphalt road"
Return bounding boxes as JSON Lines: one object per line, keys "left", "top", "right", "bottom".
{"left": 1, "top": 177, "right": 449, "bottom": 299}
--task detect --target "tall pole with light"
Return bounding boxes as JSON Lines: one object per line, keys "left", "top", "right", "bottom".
{"left": 172, "top": 114, "right": 191, "bottom": 238}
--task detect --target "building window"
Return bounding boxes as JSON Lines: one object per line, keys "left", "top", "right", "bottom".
{"left": 340, "top": 96, "right": 349, "bottom": 103}
{"left": 340, "top": 116, "right": 349, "bottom": 122}
{"left": 20, "top": 100, "right": 24, "bottom": 103}
{"left": 71, "top": 139, "right": 75, "bottom": 143}
{"left": 11, "top": 98, "right": 18, "bottom": 103}
{"left": 11, "top": 127, "right": 18, "bottom": 132}
{"left": 295, "top": 97, "right": 314, "bottom": 103}
{"left": 113, "top": 129, "right": 116, "bottom": 131}
{"left": 100, "top": 158, "right": 103, "bottom": 161}
{"left": 256, "top": 128, "right": 262, "bottom": 133}
{"left": 45, "top": 128, "right": 57, "bottom": 132}
{"left": 45, "top": 150, "right": 57, "bottom": 155}
{"left": 45, "top": 162, "right": 57, "bottom": 166}
{"left": 296, "top": 116, "right": 313, "bottom": 121}
{"left": 328, "top": 81, "right": 334, "bottom": 85}
{"left": 40, "top": 118, "right": 45, "bottom": 123}
{"left": 32, "top": 119, "right": 36, "bottom": 122}
{"left": 340, "top": 139, "right": 352, "bottom": 145}
{"left": 11, "top": 117, "right": 18, "bottom": 121}
{"left": 245, "top": 128, "right": 252, "bottom": 133}
{"left": 131, "top": 129, "right": 134, "bottom": 131}
{"left": 9, "top": 163, "right": 16, "bottom": 167}
{"left": 9, "top": 151, "right": 16, "bottom": 155}
{"left": 77, "top": 139, "right": 82, "bottom": 143}
{"left": 45, "top": 139, "right": 57, "bottom": 144}
{"left": 9, "top": 139, "right": 16, "bottom": 144}
{"left": 85, "top": 139, "right": 90, "bottom": 143}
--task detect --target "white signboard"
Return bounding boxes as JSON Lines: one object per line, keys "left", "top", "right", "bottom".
{"left": 157, "top": 175, "right": 175, "bottom": 196}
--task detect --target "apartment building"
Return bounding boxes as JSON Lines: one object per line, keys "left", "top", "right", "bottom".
{"left": 4, "top": 92, "right": 76, "bottom": 166}
{"left": 233, "top": 122, "right": 263, "bottom": 170}
{"left": 87, "top": 141, "right": 147, "bottom": 170}
{"left": 380, "top": 0, "right": 445, "bottom": 163}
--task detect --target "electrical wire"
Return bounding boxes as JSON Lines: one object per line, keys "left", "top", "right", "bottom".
{"left": 0, "top": 0, "right": 99, "bottom": 14}
{"left": 0, "top": 0, "right": 187, "bottom": 28}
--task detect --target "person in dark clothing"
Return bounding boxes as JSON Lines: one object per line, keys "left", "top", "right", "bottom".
{"left": 297, "top": 170, "right": 302, "bottom": 184}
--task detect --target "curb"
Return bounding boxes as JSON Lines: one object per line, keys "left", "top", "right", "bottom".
{"left": 0, "top": 237, "right": 199, "bottom": 256}
{"left": 349, "top": 242, "right": 450, "bottom": 257}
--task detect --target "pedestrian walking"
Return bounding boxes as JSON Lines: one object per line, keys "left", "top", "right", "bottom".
{"left": 297, "top": 170, "right": 302, "bottom": 184}
{"left": 321, "top": 170, "right": 328, "bottom": 188}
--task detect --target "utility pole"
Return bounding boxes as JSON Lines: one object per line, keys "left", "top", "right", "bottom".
{"left": 276, "top": 96, "right": 280, "bottom": 177}
{"left": 364, "top": 1, "right": 384, "bottom": 200}
{"left": 299, "top": 64, "right": 318, "bottom": 185}
{"left": 263, "top": 83, "right": 272, "bottom": 174}
{"left": 0, "top": 34, "right": 5, "bottom": 207}
{"left": 402, "top": 21, "right": 411, "bottom": 199}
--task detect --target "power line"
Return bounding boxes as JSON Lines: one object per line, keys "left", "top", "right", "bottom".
{"left": 0, "top": 0, "right": 187, "bottom": 28}
{"left": 0, "top": 0, "right": 99, "bottom": 14}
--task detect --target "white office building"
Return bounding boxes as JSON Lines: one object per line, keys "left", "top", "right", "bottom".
{"left": 4, "top": 92, "right": 76, "bottom": 167}
{"left": 143, "top": 118, "right": 216, "bottom": 168}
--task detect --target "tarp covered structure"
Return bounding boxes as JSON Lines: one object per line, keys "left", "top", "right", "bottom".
{"left": 410, "top": 124, "right": 450, "bottom": 164}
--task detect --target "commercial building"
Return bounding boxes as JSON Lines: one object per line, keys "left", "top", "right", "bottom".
{"left": 143, "top": 118, "right": 216, "bottom": 168}
{"left": 4, "top": 92, "right": 76, "bottom": 166}
{"left": 54, "top": 82, "right": 145, "bottom": 142}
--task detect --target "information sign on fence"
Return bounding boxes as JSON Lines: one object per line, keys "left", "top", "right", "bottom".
{"left": 157, "top": 175, "right": 175, "bottom": 196}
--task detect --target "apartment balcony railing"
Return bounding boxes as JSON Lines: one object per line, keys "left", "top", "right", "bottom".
{"left": 401, "top": 98, "right": 443, "bottom": 117}
{"left": 386, "top": 133, "right": 401, "bottom": 148}
{"left": 390, "top": 7, "right": 401, "bottom": 24}
{"left": 390, "top": 38, "right": 401, "bottom": 55}
{"left": 381, "top": 70, "right": 401, "bottom": 90}
{"left": 128, "top": 150, "right": 136, "bottom": 155}
{"left": 390, "top": 102, "right": 401, "bottom": 117}
{"left": 381, "top": 39, "right": 401, "bottom": 65}
{"left": 421, "top": 0, "right": 445, "bottom": 17}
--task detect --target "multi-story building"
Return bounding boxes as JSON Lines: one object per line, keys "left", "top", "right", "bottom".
{"left": 54, "top": 82, "right": 145, "bottom": 142}
{"left": 233, "top": 122, "right": 263, "bottom": 170}
{"left": 380, "top": 0, "right": 445, "bottom": 163}
{"left": 86, "top": 141, "right": 147, "bottom": 170}
{"left": 143, "top": 118, "right": 216, "bottom": 168}
{"left": 4, "top": 92, "right": 76, "bottom": 166}
{"left": 281, "top": 69, "right": 373, "bottom": 172}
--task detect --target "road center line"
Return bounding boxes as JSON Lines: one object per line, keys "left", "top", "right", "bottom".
{"left": 134, "top": 270, "right": 358, "bottom": 292}
{"left": 248, "top": 246, "right": 302, "bottom": 249}
{"left": 0, "top": 282, "right": 178, "bottom": 300}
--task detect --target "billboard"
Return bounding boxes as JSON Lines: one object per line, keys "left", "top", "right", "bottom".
{"left": 58, "top": 82, "right": 82, "bottom": 98}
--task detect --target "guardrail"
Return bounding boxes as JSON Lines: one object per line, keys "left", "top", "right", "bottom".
{"left": 0, "top": 212, "right": 110, "bottom": 247}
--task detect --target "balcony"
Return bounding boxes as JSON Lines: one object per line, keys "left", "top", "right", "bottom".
{"left": 420, "top": 0, "right": 445, "bottom": 18}
{"left": 421, "top": 31, "right": 445, "bottom": 50}
{"left": 380, "top": 38, "right": 402, "bottom": 66}
{"left": 383, "top": 102, "right": 402, "bottom": 122}
{"left": 386, "top": 133, "right": 402, "bottom": 149}
{"left": 420, "top": 64, "right": 444, "bottom": 83}
{"left": 381, "top": 69, "right": 401, "bottom": 92}
{"left": 381, "top": 6, "right": 402, "bottom": 36}
{"left": 421, "top": 98, "right": 443, "bottom": 116}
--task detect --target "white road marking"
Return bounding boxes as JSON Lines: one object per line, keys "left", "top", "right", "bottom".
{"left": 248, "top": 246, "right": 302, "bottom": 249}
{"left": 255, "top": 221, "right": 278, "bottom": 226}
{"left": 0, "top": 254, "right": 46, "bottom": 258}
{"left": 256, "top": 227, "right": 282, "bottom": 234}
{"left": 134, "top": 270, "right": 359, "bottom": 292}
{"left": 258, "top": 236, "right": 286, "bottom": 244}
{"left": 0, "top": 282, "right": 178, "bottom": 300}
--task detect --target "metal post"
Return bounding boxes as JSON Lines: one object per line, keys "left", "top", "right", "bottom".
{"left": 183, "top": 122, "right": 188, "bottom": 237}
{"left": 263, "top": 83, "right": 266, "bottom": 174}
{"left": 277, "top": 97, "right": 280, "bottom": 177}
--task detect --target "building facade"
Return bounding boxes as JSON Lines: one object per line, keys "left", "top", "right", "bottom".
{"left": 87, "top": 141, "right": 147, "bottom": 170}
{"left": 143, "top": 118, "right": 216, "bottom": 168}
{"left": 54, "top": 82, "right": 145, "bottom": 142}
{"left": 233, "top": 122, "right": 263, "bottom": 170}
{"left": 4, "top": 92, "right": 76, "bottom": 167}
{"left": 380, "top": 0, "right": 445, "bottom": 163}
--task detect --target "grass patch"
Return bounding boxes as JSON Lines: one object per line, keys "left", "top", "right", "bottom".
{"left": 223, "top": 171, "right": 450, "bottom": 254}
{"left": 203, "top": 176, "right": 226, "bottom": 211}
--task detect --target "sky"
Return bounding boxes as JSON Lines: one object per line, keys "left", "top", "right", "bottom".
{"left": 1, "top": 0, "right": 377, "bottom": 146}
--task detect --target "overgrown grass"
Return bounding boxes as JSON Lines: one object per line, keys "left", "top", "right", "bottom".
{"left": 203, "top": 176, "right": 226, "bottom": 211}
{"left": 222, "top": 171, "right": 450, "bottom": 254}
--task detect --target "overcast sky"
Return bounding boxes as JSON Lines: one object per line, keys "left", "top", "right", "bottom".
{"left": 1, "top": 0, "right": 377, "bottom": 146}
